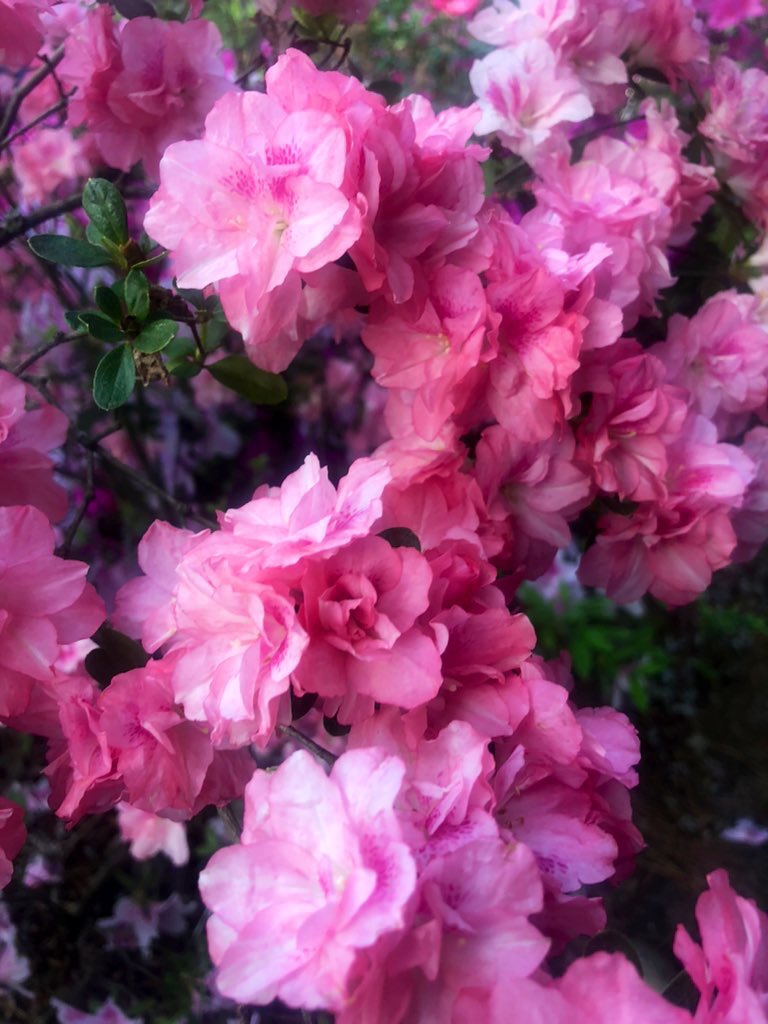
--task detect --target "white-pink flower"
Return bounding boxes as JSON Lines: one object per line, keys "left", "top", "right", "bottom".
{"left": 200, "top": 748, "right": 416, "bottom": 1011}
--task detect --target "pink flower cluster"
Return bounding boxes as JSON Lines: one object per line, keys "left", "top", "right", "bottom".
{"left": 201, "top": 731, "right": 766, "bottom": 1021}
{"left": 700, "top": 56, "right": 768, "bottom": 234}
{"left": 58, "top": 7, "right": 234, "bottom": 178}
{"left": 467, "top": 0, "right": 708, "bottom": 166}
{"left": 144, "top": 46, "right": 768, "bottom": 608}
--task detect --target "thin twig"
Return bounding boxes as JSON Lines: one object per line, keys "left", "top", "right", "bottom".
{"left": 13, "top": 330, "right": 78, "bottom": 374}
{"left": 217, "top": 805, "right": 242, "bottom": 843}
{"left": 0, "top": 44, "right": 65, "bottom": 144}
{"left": 277, "top": 724, "right": 337, "bottom": 767}
{"left": 0, "top": 94, "right": 71, "bottom": 153}
{"left": 0, "top": 183, "right": 155, "bottom": 248}
{"left": 60, "top": 447, "right": 94, "bottom": 555}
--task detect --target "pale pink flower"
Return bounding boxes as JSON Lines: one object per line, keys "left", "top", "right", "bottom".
{"left": 168, "top": 546, "right": 308, "bottom": 747}
{"left": 0, "top": 371, "right": 68, "bottom": 522}
{"left": 579, "top": 413, "right": 755, "bottom": 604}
{"left": 338, "top": 838, "right": 549, "bottom": 1024}
{"left": 112, "top": 521, "right": 210, "bottom": 652}
{"left": 0, "top": 506, "right": 105, "bottom": 724}
{"left": 60, "top": 9, "right": 234, "bottom": 178}
{"left": 475, "top": 424, "right": 592, "bottom": 580}
{"left": 220, "top": 453, "right": 391, "bottom": 568}
{"left": 348, "top": 711, "right": 496, "bottom": 863}
{"left": 674, "top": 870, "right": 768, "bottom": 1023}
{"left": 52, "top": 998, "right": 141, "bottom": 1024}
{"left": 117, "top": 804, "right": 189, "bottom": 865}
{"left": 621, "top": 0, "right": 708, "bottom": 84}
{"left": 0, "top": 901, "right": 30, "bottom": 992}
{"left": 145, "top": 51, "right": 364, "bottom": 365}
{"left": 12, "top": 128, "right": 93, "bottom": 206}
{"left": 656, "top": 290, "right": 768, "bottom": 436}
{"left": 99, "top": 658, "right": 243, "bottom": 817}
{"left": 553, "top": 952, "right": 693, "bottom": 1023}
{"left": 200, "top": 748, "right": 416, "bottom": 1011}
{"left": 468, "top": 0, "right": 628, "bottom": 114}
{"left": 470, "top": 39, "right": 593, "bottom": 164}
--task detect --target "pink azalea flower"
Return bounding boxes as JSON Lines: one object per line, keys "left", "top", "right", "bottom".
{"left": 0, "top": 799, "right": 25, "bottom": 891}
{"left": 59, "top": 9, "right": 234, "bottom": 178}
{"left": 339, "top": 838, "right": 549, "bottom": 1023}
{"left": 554, "top": 952, "right": 693, "bottom": 1023}
{"left": 576, "top": 341, "right": 689, "bottom": 502}
{"left": 99, "top": 659, "right": 222, "bottom": 817}
{"left": 0, "top": 0, "right": 49, "bottom": 71}
{"left": 117, "top": 803, "right": 189, "bottom": 865}
{"left": 674, "top": 870, "right": 768, "bottom": 1023}
{"left": 51, "top": 998, "right": 141, "bottom": 1024}
{"left": 362, "top": 264, "right": 490, "bottom": 442}
{"left": 220, "top": 453, "right": 391, "bottom": 568}
{"left": 579, "top": 416, "right": 755, "bottom": 604}
{"left": 0, "top": 371, "right": 68, "bottom": 522}
{"left": 475, "top": 424, "right": 592, "bottom": 580}
{"left": 655, "top": 290, "right": 768, "bottom": 436}
{"left": 295, "top": 536, "right": 443, "bottom": 723}
{"left": 0, "top": 506, "right": 105, "bottom": 724}
{"left": 470, "top": 39, "right": 593, "bottom": 164}
{"left": 468, "top": 0, "right": 628, "bottom": 114}
{"left": 200, "top": 748, "right": 417, "bottom": 1011}
{"left": 699, "top": 58, "right": 768, "bottom": 231}
{"left": 168, "top": 549, "right": 308, "bottom": 747}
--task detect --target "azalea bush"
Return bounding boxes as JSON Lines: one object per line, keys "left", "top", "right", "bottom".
{"left": 1, "top": 0, "right": 768, "bottom": 1021}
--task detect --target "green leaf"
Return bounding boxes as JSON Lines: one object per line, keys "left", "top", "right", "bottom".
{"left": 94, "top": 285, "right": 123, "bottom": 324}
{"left": 82, "top": 178, "right": 129, "bottom": 247}
{"left": 93, "top": 344, "right": 136, "bottom": 410}
{"left": 28, "top": 234, "right": 113, "bottom": 268}
{"left": 207, "top": 355, "right": 287, "bottom": 404}
{"left": 124, "top": 268, "right": 150, "bottom": 322}
{"left": 133, "top": 318, "right": 177, "bottom": 353}
{"left": 65, "top": 310, "right": 87, "bottom": 332}
{"left": 79, "top": 312, "right": 124, "bottom": 343}
{"left": 163, "top": 335, "right": 195, "bottom": 367}
{"left": 169, "top": 360, "right": 202, "bottom": 379}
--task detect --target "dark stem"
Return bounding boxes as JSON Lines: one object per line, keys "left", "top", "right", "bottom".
{"left": 13, "top": 330, "right": 78, "bottom": 374}
{"left": 277, "top": 724, "right": 337, "bottom": 767}
{"left": 0, "top": 94, "right": 71, "bottom": 153}
{"left": 0, "top": 44, "right": 65, "bottom": 144}
{"left": 0, "top": 183, "right": 154, "bottom": 248}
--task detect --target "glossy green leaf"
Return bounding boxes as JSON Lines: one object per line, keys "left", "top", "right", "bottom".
{"left": 133, "top": 318, "right": 177, "bottom": 353}
{"left": 207, "top": 355, "right": 287, "bottom": 404}
{"left": 124, "top": 269, "right": 150, "bottom": 322}
{"left": 93, "top": 344, "right": 136, "bottom": 410}
{"left": 82, "top": 178, "right": 129, "bottom": 247}
{"left": 28, "top": 234, "right": 113, "bottom": 268}
{"left": 94, "top": 285, "right": 123, "bottom": 324}
{"left": 79, "top": 312, "right": 124, "bottom": 343}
